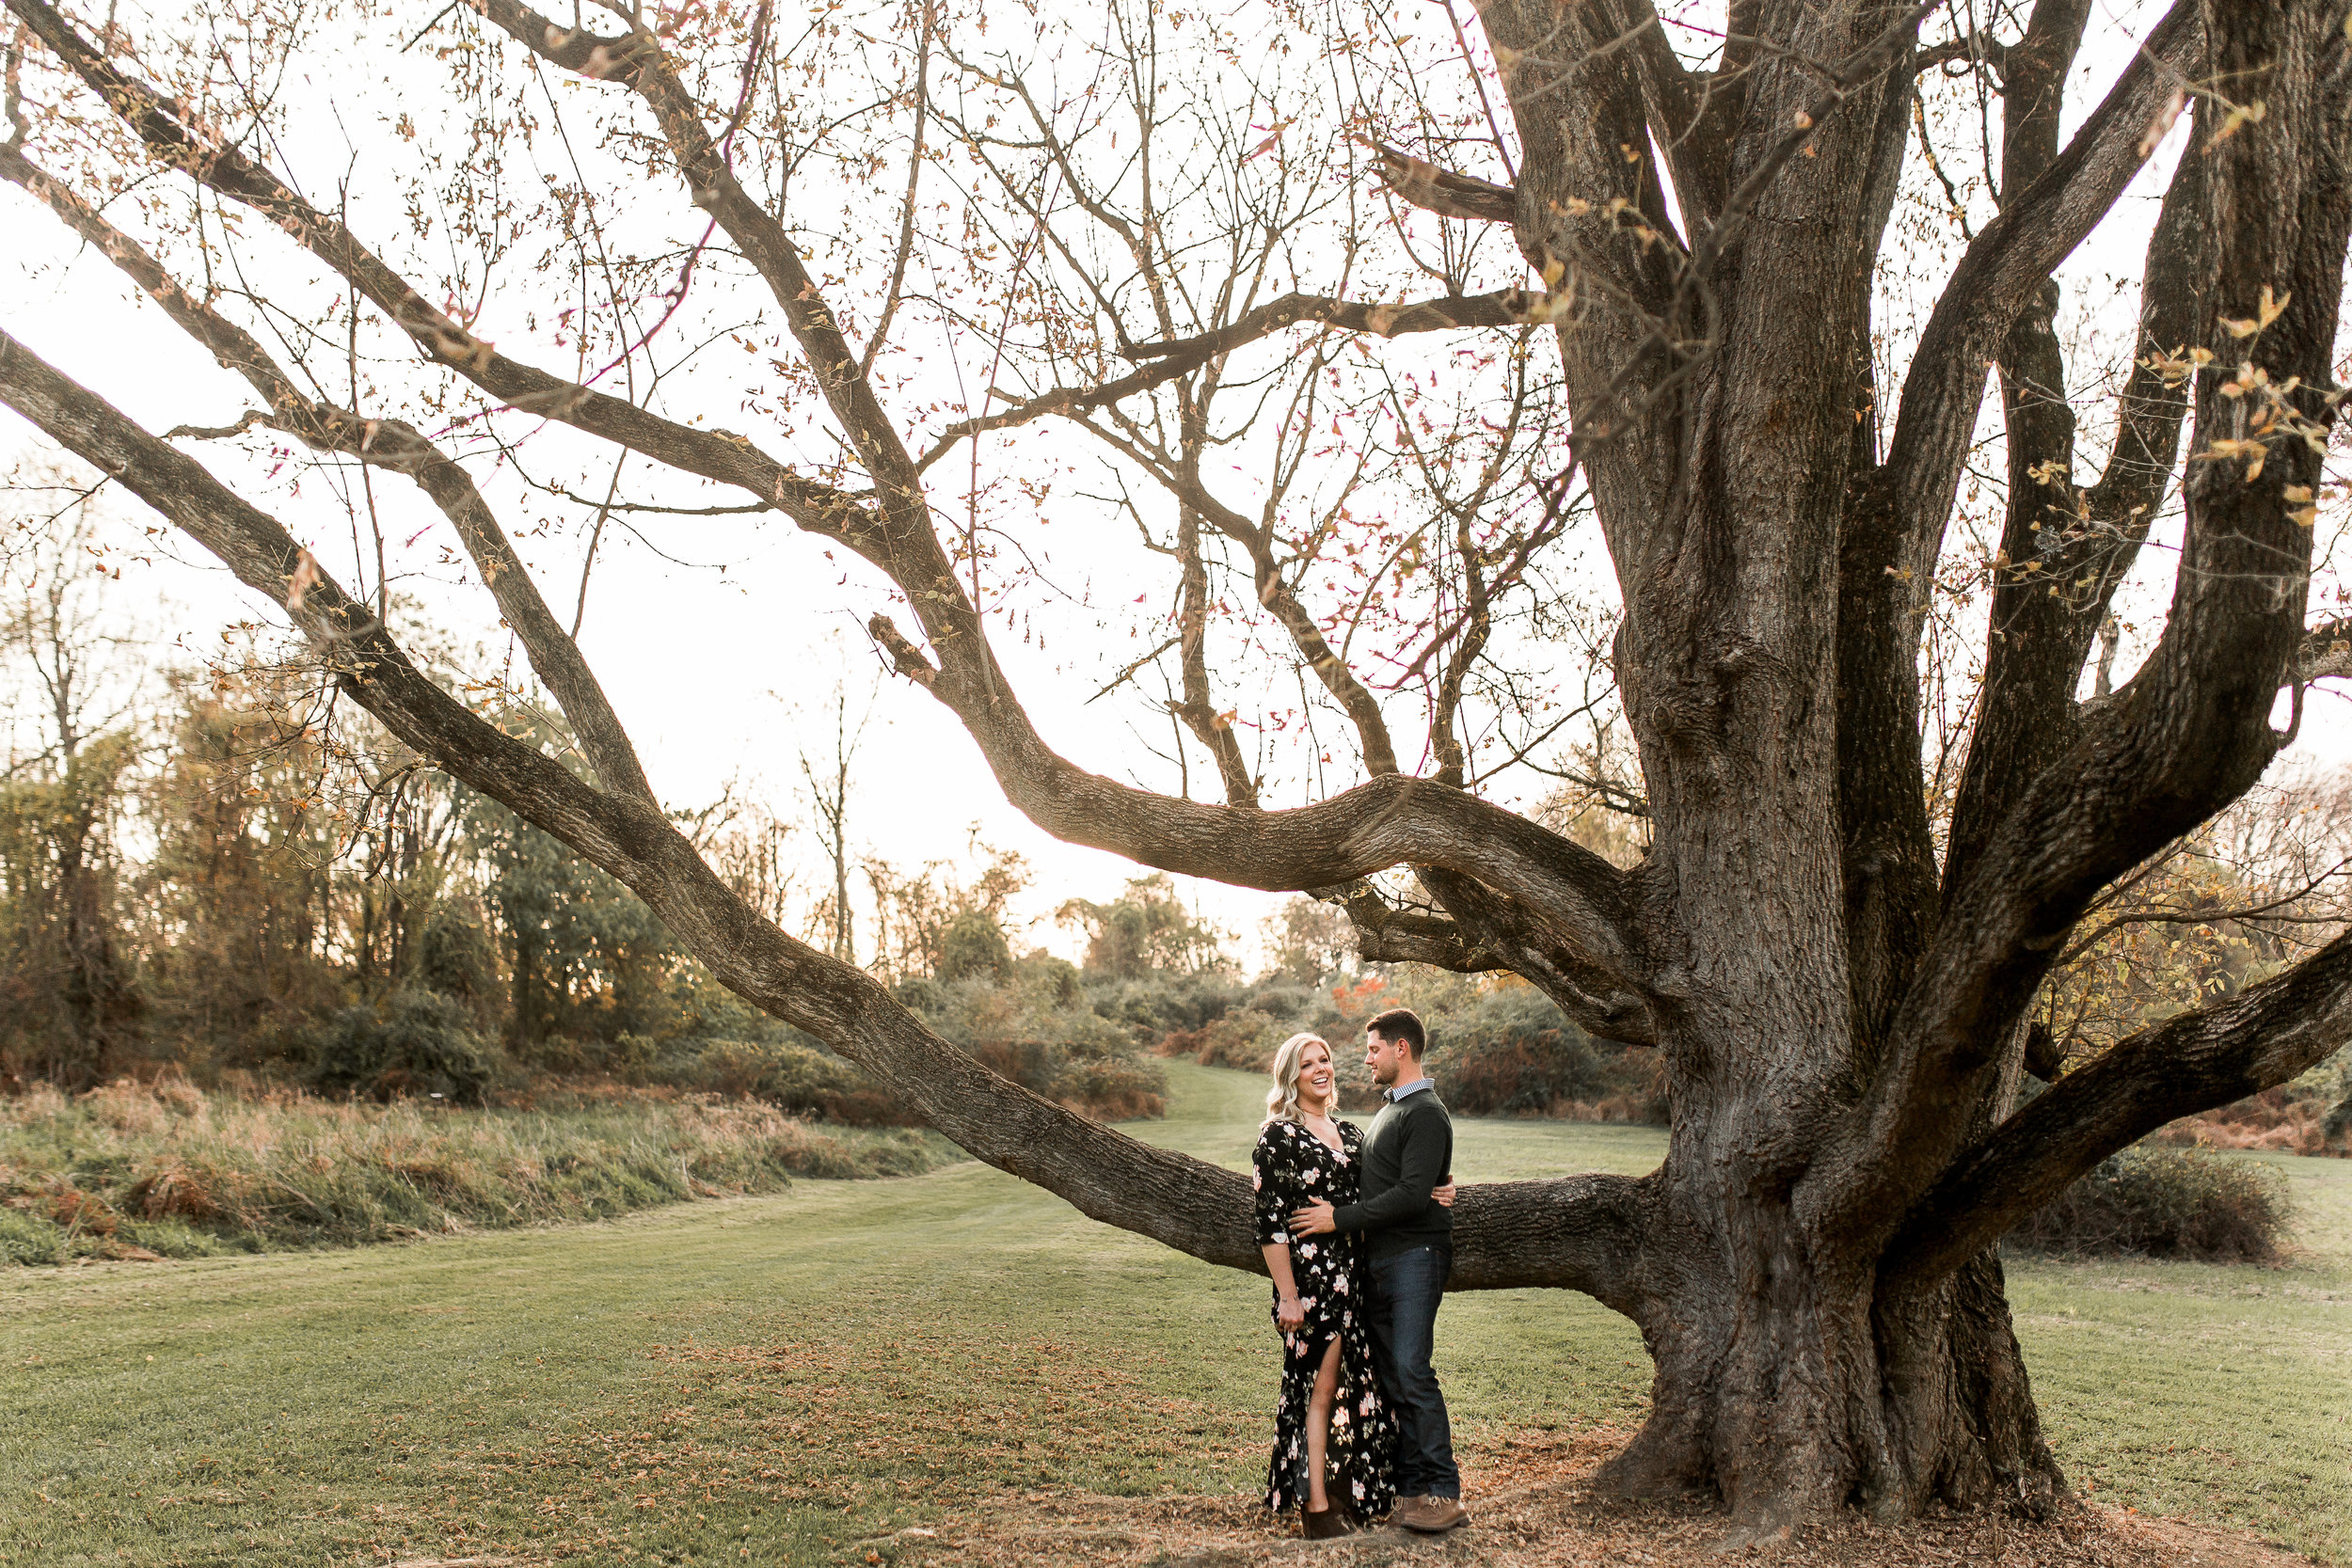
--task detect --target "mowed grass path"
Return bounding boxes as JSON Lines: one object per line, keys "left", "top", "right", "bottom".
{"left": 1, "top": 1063, "right": 2344, "bottom": 1566}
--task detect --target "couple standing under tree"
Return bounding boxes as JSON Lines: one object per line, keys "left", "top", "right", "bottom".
{"left": 1251, "top": 1007, "right": 1470, "bottom": 1539}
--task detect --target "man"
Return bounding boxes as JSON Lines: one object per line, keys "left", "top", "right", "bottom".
{"left": 1287, "top": 1006, "right": 1467, "bottom": 1535}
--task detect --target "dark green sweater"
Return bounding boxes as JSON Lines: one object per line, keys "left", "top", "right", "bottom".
{"left": 1334, "top": 1087, "right": 1454, "bottom": 1260}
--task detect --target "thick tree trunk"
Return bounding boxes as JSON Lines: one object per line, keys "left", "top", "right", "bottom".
{"left": 1602, "top": 1170, "right": 2062, "bottom": 1526}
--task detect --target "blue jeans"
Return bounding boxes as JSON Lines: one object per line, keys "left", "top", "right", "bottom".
{"left": 1366, "top": 1244, "right": 1459, "bottom": 1499}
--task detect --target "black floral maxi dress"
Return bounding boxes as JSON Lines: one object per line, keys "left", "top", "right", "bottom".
{"left": 1251, "top": 1117, "right": 1398, "bottom": 1518}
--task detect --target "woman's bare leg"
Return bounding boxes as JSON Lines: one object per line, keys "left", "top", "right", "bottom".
{"left": 1306, "top": 1336, "right": 1343, "bottom": 1512}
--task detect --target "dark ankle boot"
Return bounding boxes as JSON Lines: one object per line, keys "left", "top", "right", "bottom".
{"left": 1302, "top": 1503, "right": 1355, "bottom": 1540}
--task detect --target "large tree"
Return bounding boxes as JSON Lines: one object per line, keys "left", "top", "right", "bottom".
{"left": 3, "top": 0, "right": 2350, "bottom": 1530}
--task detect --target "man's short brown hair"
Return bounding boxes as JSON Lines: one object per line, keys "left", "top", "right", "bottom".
{"left": 1365, "top": 1006, "right": 1427, "bottom": 1058}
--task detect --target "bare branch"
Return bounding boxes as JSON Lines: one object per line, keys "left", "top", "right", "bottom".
{"left": 0, "top": 137, "right": 656, "bottom": 803}
{"left": 915, "top": 289, "right": 1553, "bottom": 473}
{"left": 1, "top": 0, "right": 871, "bottom": 541}
{"left": 1173, "top": 505, "right": 1257, "bottom": 806}
{"left": 1371, "top": 141, "right": 1518, "bottom": 223}
{"left": 1883, "top": 0, "right": 2201, "bottom": 580}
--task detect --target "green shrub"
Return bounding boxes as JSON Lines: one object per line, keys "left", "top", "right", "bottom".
{"left": 2010, "top": 1146, "right": 2292, "bottom": 1262}
{"left": 1085, "top": 974, "right": 1247, "bottom": 1043}
{"left": 310, "top": 990, "right": 499, "bottom": 1104}
{"left": 0, "top": 1205, "right": 63, "bottom": 1265}
{"left": 893, "top": 976, "right": 949, "bottom": 1017}
{"left": 938, "top": 911, "right": 1013, "bottom": 982}
{"left": 668, "top": 1039, "right": 915, "bottom": 1126}
{"left": 1158, "top": 1007, "right": 1283, "bottom": 1071}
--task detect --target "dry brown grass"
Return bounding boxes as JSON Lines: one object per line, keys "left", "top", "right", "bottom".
{"left": 2150, "top": 1086, "right": 2348, "bottom": 1158}
{"left": 0, "top": 1074, "right": 953, "bottom": 1262}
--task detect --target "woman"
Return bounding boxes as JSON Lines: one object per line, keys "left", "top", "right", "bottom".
{"left": 1251, "top": 1033, "right": 1452, "bottom": 1538}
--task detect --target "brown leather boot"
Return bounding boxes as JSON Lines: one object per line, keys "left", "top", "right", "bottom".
{"left": 1302, "top": 1503, "right": 1356, "bottom": 1540}
{"left": 1392, "top": 1494, "right": 1470, "bottom": 1534}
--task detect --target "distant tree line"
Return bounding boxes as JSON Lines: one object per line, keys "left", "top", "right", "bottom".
{"left": 0, "top": 495, "right": 2343, "bottom": 1153}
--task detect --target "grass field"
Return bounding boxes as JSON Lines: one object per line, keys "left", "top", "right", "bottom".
{"left": 1, "top": 1063, "right": 2344, "bottom": 1567}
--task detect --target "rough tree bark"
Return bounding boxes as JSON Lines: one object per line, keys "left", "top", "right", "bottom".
{"left": 3, "top": 0, "right": 2350, "bottom": 1531}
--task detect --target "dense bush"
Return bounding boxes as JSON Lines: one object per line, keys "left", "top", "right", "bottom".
{"left": 309, "top": 990, "right": 498, "bottom": 1104}
{"left": 1158, "top": 1007, "right": 1284, "bottom": 1071}
{"left": 1086, "top": 972, "right": 1249, "bottom": 1043}
{"left": 1141, "top": 967, "right": 1668, "bottom": 1124}
{"left": 2009, "top": 1146, "right": 2292, "bottom": 1262}
{"left": 659, "top": 1038, "right": 915, "bottom": 1126}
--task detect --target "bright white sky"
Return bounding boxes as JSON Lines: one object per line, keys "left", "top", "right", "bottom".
{"left": 2, "top": 0, "right": 2345, "bottom": 970}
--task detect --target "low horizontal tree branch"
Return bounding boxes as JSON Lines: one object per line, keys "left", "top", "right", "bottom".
{"left": 1447, "top": 1170, "right": 1659, "bottom": 1300}
{"left": 1885, "top": 925, "right": 2352, "bottom": 1290}
{"left": 0, "top": 324, "right": 1655, "bottom": 1299}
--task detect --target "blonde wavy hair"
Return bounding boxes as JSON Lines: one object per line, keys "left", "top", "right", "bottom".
{"left": 1264, "top": 1033, "right": 1332, "bottom": 1124}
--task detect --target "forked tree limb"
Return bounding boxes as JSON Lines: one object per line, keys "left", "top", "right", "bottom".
{"left": 1939, "top": 129, "right": 2209, "bottom": 904}
{"left": 1601, "top": 0, "right": 1732, "bottom": 226}
{"left": 1882, "top": 0, "right": 2201, "bottom": 586}
{"left": 1883, "top": 925, "right": 2352, "bottom": 1290}
{"left": 0, "top": 324, "right": 1667, "bottom": 1298}
{"left": 1819, "top": 5, "right": 2352, "bottom": 1252}
{"left": 0, "top": 139, "right": 657, "bottom": 805}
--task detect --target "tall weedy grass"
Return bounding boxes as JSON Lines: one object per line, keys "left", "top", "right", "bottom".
{"left": 0, "top": 1078, "right": 954, "bottom": 1265}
